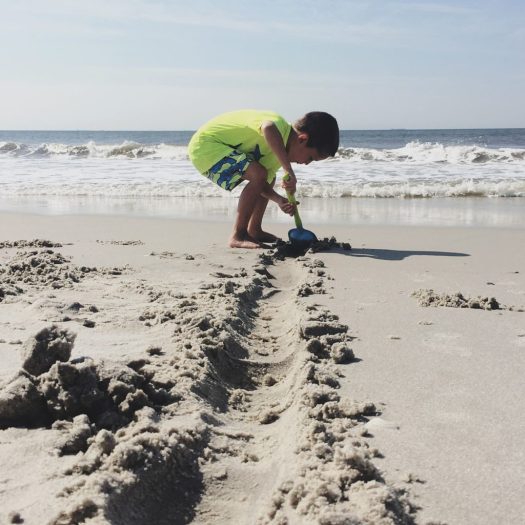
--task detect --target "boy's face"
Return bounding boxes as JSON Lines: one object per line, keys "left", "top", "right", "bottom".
{"left": 291, "top": 133, "right": 326, "bottom": 165}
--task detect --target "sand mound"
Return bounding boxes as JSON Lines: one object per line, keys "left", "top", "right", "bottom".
{"left": 309, "top": 236, "right": 352, "bottom": 253}
{"left": 96, "top": 240, "right": 144, "bottom": 246}
{"left": 0, "top": 249, "right": 128, "bottom": 297}
{"left": 256, "top": 263, "right": 413, "bottom": 523}
{"left": 22, "top": 325, "right": 76, "bottom": 376}
{"left": 0, "top": 249, "right": 93, "bottom": 288}
{"left": 412, "top": 289, "right": 502, "bottom": 310}
{"left": 0, "top": 239, "right": 63, "bottom": 249}
{"left": 0, "top": 282, "right": 23, "bottom": 302}
{"left": 0, "top": 371, "right": 49, "bottom": 428}
{"left": 270, "top": 236, "right": 351, "bottom": 259}
{"left": 0, "top": 350, "right": 153, "bottom": 434}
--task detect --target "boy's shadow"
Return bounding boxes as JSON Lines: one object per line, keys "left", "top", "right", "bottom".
{"left": 345, "top": 247, "right": 470, "bottom": 261}
{"left": 273, "top": 242, "right": 469, "bottom": 260}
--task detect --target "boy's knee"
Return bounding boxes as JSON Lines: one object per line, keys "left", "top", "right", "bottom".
{"left": 243, "top": 162, "right": 267, "bottom": 185}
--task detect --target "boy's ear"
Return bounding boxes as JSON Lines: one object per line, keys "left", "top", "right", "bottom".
{"left": 298, "top": 132, "right": 309, "bottom": 144}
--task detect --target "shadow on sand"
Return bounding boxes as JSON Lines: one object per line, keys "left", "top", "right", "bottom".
{"left": 269, "top": 241, "right": 470, "bottom": 261}
{"left": 344, "top": 247, "right": 470, "bottom": 261}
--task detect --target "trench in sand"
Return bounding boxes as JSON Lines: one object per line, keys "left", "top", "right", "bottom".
{"left": 1, "top": 243, "right": 416, "bottom": 524}
{"left": 45, "top": 257, "right": 311, "bottom": 525}
{"left": 90, "top": 255, "right": 415, "bottom": 525}
{"left": 190, "top": 262, "right": 307, "bottom": 524}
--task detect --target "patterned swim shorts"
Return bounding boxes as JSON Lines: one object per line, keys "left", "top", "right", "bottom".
{"left": 204, "top": 150, "right": 250, "bottom": 191}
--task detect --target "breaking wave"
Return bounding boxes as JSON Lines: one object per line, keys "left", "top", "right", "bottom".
{"left": 0, "top": 140, "right": 188, "bottom": 160}
{"left": 1, "top": 137, "right": 524, "bottom": 200}
{"left": 298, "top": 180, "right": 525, "bottom": 198}
{"left": 1, "top": 179, "right": 524, "bottom": 199}
{"left": 336, "top": 141, "right": 525, "bottom": 164}
{"left": 1, "top": 140, "right": 525, "bottom": 164}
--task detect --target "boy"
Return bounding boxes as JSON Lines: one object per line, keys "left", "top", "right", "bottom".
{"left": 188, "top": 110, "right": 339, "bottom": 248}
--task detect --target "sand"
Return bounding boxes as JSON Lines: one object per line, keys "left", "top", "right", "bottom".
{"left": 0, "top": 213, "right": 524, "bottom": 525}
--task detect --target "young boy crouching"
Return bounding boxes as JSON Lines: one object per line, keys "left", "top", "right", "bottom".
{"left": 188, "top": 110, "right": 339, "bottom": 248}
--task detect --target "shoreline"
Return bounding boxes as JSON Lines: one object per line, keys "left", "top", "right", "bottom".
{"left": 0, "top": 195, "right": 524, "bottom": 229}
{"left": 1, "top": 213, "right": 524, "bottom": 524}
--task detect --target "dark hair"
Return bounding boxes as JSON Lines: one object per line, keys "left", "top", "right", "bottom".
{"left": 294, "top": 112, "right": 339, "bottom": 157}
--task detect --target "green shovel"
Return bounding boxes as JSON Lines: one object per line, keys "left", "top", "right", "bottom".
{"left": 283, "top": 174, "right": 318, "bottom": 250}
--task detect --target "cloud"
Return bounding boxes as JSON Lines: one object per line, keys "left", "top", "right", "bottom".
{"left": 2, "top": 0, "right": 402, "bottom": 45}
{"left": 3, "top": 0, "right": 266, "bottom": 32}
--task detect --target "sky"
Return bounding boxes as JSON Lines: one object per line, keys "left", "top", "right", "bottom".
{"left": 1, "top": 0, "right": 524, "bottom": 130}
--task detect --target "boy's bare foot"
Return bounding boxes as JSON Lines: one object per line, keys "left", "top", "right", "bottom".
{"left": 229, "top": 234, "right": 263, "bottom": 249}
{"left": 247, "top": 229, "right": 280, "bottom": 243}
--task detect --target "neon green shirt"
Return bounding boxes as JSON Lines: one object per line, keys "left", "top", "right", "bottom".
{"left": 188, "top": 110, "right": 292, "bottom": 181}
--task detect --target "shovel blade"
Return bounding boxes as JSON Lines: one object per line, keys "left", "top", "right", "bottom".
{"left": 288, "top": 227, "right": 317, "bottom": 251}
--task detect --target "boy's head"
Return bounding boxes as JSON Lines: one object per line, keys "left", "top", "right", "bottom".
{"left": 290, "top": 112, "right": 339, "bottom": 164}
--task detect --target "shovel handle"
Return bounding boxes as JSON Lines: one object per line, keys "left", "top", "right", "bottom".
{"left": 283, "top": 173, "right": 303, "bottom": 229}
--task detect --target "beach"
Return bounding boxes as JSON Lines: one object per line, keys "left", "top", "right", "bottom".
{"left": 3, "top": 0, "right": 525, "bottom": 519}
{"left": 1, "top": 212, "right": 524, "bottom": 524}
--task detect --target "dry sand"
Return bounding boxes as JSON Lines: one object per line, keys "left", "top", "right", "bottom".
{"left": 0, "top": 213, "right": 524, "bottom": 525}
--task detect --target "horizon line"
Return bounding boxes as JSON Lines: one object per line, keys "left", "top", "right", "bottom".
{"left": 2, "top": 127, "right": 525, "bottom": 133}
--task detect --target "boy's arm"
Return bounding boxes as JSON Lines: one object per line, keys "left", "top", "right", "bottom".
{"left": 259, "top": 182, "right": 295, "bottom": 215}
{"left": 261, "top": 121, "right": 297, "bottom": 193}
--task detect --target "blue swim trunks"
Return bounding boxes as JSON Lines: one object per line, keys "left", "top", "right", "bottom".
{"left": 203, "top": 150, "right": 250, "bottom": 191}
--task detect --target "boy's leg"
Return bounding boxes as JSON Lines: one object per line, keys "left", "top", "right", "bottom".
{"left": 247, "top": 179, "right": 280, "bottom": 243}
{"left": 230, "top": 162, "right": 273, "bottom": 249}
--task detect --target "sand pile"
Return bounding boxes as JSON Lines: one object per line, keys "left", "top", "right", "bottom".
{"left": 412, "top": 289, "right": 502, "bottom": 310}
{"left": 0, "top": 282, "right": 23, "bottom": 302}
{"left": 309, "top": 236, "right": 352, "bottom": 253}
{"left": 0, "top": 249, "right": 92, "bottom": 289}
{"left": 0, "top": 325, "right": 167, "bottom": 436}
{"left": 255, "top": 254, "right": 413, "bottom": 524}
{"left": 0, "top": 323, "right": 211, "bottom": 523}
{"left": 0, "top": 240, "right": 415, "bottom": 524}
{"left": 96, "top": 240, "right": 145, "bottom": 246}
{"left": 270, "top": 236, "right": 351, "bottom": 259}
{"left": 0, "top": 247, "right": 127, "bottom": 297}
{"left": 0, "top": 239, "right": 63, "bottom": 249}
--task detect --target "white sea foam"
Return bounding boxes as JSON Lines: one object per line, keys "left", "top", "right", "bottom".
{"left": 0, "top": 140, "right": 189, "bottom": 160}
{"left": 1, "top": 140, "right": 524, "bottom": 201}
{"left": 337, "top": 141, "right": 525, "bottom": 164}
{"left": 1, "top": 140, "right": 525, "bottom": 164}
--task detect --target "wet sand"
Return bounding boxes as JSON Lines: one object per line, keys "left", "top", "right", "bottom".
{"left": 0, "top": 213, "right": 524, "bottom": 524}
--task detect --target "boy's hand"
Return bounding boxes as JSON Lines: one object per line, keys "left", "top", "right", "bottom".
{"left": 278, "top": 196, "right": 296, "bottom": 216}
{"left": 281, "top": 172, "right": 297, "bottom": 194}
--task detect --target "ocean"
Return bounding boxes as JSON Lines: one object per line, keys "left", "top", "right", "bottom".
{"left": 1, "top": 128, "right": 524, "bottom": 227}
